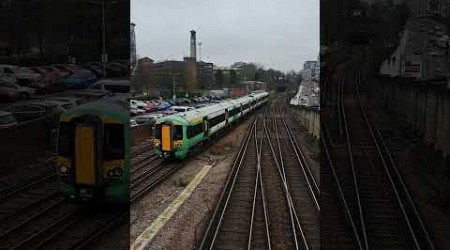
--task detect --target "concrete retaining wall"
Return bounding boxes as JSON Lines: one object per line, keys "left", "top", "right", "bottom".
{"left": 0, "top": 118, "right": 50, "bottom": 173}
{"left": 131, "top": 124, "right": 153, "bottom": 146}
{"left": 366, "top": 76, "right": 450, "bottom": 156}
{"left": 291, "top": 108, "right": 320, "bottom": 139}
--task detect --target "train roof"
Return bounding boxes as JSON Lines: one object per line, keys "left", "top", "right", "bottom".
{"left": 157, "top": 92, "right": 268, "bottom": 125}
{"left": 61, "top": 98, "right": 129, "bottom": 122}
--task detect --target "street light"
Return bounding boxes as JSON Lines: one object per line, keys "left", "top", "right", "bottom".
{"left": 89, "top": 0, "right": 117, "bottom": 77}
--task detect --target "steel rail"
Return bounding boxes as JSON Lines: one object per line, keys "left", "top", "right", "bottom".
{"left": 263, "top": 117, "right": 306, "bottom": 250}
{"left": 280, "top": 117, "right": 320, "bottom": 211}
{"left": 340, "top": 79, "right": 369, "bottom": 249}
{"left": 355, "top": 70, "right": 433, "bottom": 249}
{"left": 198, "top": 117, "right": 257, "bottom": 250}
{"left": 320, "top": 128, "right": 363, "bottom": 249}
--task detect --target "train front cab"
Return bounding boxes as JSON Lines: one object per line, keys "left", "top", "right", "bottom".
{"left": 57, "top": 115, "right": 128, "bottom": 204}
{"left": 154, "top": 120, "right": 186, "bottom": 159}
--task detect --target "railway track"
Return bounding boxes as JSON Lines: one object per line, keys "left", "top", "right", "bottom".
{"left": 200, "top": 103, "right": 320, "bottom": 250}
{"left": 323, "top": 68, "right": 434, "bottom": 249}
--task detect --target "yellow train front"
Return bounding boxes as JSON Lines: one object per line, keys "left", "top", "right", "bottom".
{"left": 56, "top": 100, "right": 130, "bottom": 204}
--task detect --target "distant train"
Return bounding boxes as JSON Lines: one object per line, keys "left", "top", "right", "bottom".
{"left": 153, "top": 92, "right": 269, "bottom": 159}
{"left": 56, "top": 95, "right": 130, "bottom": 204}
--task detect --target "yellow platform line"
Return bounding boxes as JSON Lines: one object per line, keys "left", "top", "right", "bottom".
{"left": 131, "top": 165, "right": 213, "bottom": 250}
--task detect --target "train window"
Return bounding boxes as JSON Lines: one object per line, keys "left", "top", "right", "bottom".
{"left": 230, "top": 107, "right": 240, "bottom": 117}
{"left": 154, "top": 124, "right": 161, "bottom": 139}
{"left": 174, "top": 125, "right": 183, "bottom": 140}
{"left": 187, "top": 123, "right": 203, "bottom": 139}
{"left": 58, "top": 122, "right": 74, "bottom": 157}
{"left": 103, "top": 124, "right": 125, "bottom": 160}
{"left": 209, "top": 113, "right": 225, "bottom": 127}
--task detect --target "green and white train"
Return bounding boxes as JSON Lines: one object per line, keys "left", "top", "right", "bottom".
{"left": 153, "top": 92, "right": 269, "bottom": 159}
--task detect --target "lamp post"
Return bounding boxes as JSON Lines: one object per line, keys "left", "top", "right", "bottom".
{"left": 89, "top": 0, "right": 117, "bottom": 77}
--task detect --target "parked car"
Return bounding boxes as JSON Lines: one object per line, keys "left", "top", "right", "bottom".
{"left": 130, "top": 119, "right": 138, "bottom": 127}
{"left": 47, "top": 97, "right": 84, "bottom": 106}
{"left": 53, "top": 64, "right": 83, "bottom": 75}
{"left": 130, "top": 108, "right": 145, "bottom": 117}
{"left": 3, "top": 103, "right": 46, "bottom": 122}
{"left": 105, "top": 62, "right": 128, "bottom": 76}
{"left": 0, "top": 65, "right": 41, "bottom": 86}
{"left": 88, "top": 79, "right": 130, "bottom": 93}
{"left": 164, "top": 106, "right": 195, "bottom": 115}
{"left": 156, "top": 101, "right": 171, "bottom": 111}
{"left": 81, "top": 63, "right": 104, "bottom": 77}
{"left": 0, "top": 111, "right": 18, "bottom": 128}
{"left": 63, "top": 70, "right": 97, "bottom": 89}
{"left": 46, "top": 99, "right": 76, "bottom": 111}
{"left": 30, "top": 73, "right": 66, "bottom": 94}
{"left": 0, "top": 79, "right": 35, "bottom": 100}
{"left": 21, "top": 100, "right": 66, "bottom": 118}
{"left": 41, "top": 66, "right": 70, "bottom": 78}
{"left": 135, "top": 113, "right": 164, "bottom": 124}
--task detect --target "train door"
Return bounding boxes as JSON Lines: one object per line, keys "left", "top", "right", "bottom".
{"left": 161, "top": 123, "right": 172, "bottom": 151}
{"left": 225, "top": 109, "right": 229, "bottom": 126}
{"left": 73, "top": 118, "right": 100, "bottom": 185}
{"left": 203, "top": 117, "right": 208, "bottom": 137}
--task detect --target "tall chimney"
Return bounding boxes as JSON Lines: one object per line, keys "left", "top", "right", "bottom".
{"left": 190, "top": 30, "right": 196, "bottom": 60}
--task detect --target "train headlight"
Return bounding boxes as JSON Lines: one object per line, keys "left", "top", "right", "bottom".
{"left": 59, "top": 164, "right": 68, "bottom": 173}
{"left": 107, "top": 170, "right": 114, "bottom": 177}
{"left": 107, "top": 168, "right": 123, "bottom": 177}
{"left": 113, "top": 167, "right": 123, "bottom": 177}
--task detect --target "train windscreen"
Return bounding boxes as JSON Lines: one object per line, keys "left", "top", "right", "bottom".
{"left": 154, "top": 124, "right": 161, "bottom": 139}
{"left": 174, "top": 125, "right": 183, "bottom": 140}
{"left": 103, "top": 124, "right": 125, "bottom": 159}
{"left": 58, "top": 122, "right": 74, "bottom": 157}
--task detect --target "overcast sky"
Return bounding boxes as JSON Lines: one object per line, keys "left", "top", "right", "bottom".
{"left": 131, "top": 0, "right": 319, "bottom": 72}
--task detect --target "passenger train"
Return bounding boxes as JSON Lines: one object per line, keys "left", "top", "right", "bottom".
{"left": 56, "top": 95, "right": 130, "bottom": 204}
{"left": 153, "top": 92, "right": 269, "bottom": 159}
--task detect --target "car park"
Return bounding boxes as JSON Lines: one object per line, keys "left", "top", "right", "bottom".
{"left": 164, "top": 106, "right": 195, "bottom": 115}
{"left": 3, "top": 103, "right": 46, "bottom": 122}
{"left": 130, "top": 107, "right": 145, "bottom": 116}
{"left": 0, "top": 65, "right": 41, "bottom": 85}
{"left": 0, "top": 110, "right": 18, "bottom": 128}
{"left": 89, "top": 79, "right": 130, "bottom": 93}
{"left": 156, "top": 101, "right": 171, "bottom": 111}
{"left": 30, "top": 73, "right": 66, "bottom": 94}
{"left": 135, "top": 113, "right": 164, "bottom": 124}
{"left": 0, "top": 78, "right": 35, "bottom": 100}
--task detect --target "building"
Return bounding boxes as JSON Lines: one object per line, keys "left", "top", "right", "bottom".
{"left": 131, "top": 23, "right": 137, "bottom": 70}
{"left": 408, "top": 0, "right": 450, "bottom": 17}
{"left": 0, "top": 0, "right": 130, "bottom": 65}
{"left": 303, "top": 61, "right": 318, "bottom": 71}
{"left": 379, "top": 18, "right": 448, "bottom": 80}
{"left": 197, "top": 61, "right": 214, "bottom": 90}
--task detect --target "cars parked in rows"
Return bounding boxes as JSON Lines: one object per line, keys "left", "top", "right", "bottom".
{"left": 0, "top": 65, "right": 41, "bottom": 85}
{"left": 135, "top": 113, "right": 164, "bottom": 125}
{"left": 63, "top": 70, "right": 97, "bottom": 89}
{"left": 164, "top": 106, "right": 195, "bottom": 115}
{"left": 0, "top": 78, "right": 35, "bottom": 100}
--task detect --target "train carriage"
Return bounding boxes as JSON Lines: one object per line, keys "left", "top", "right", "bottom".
{"left": 153, "top": 92, "right": 269, "bottom": 159}
{"left": 57, "top": 96, "right": 130, "bottom": 204}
